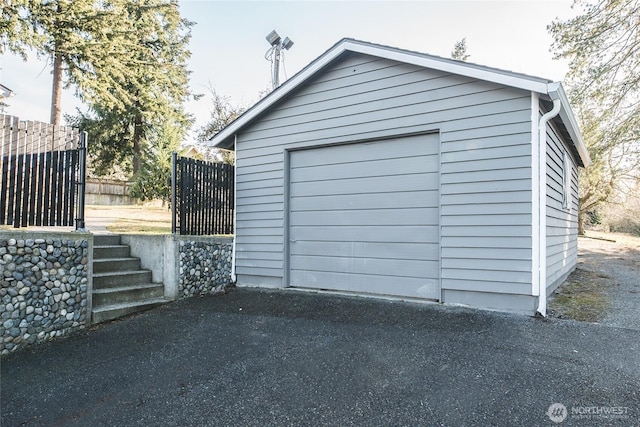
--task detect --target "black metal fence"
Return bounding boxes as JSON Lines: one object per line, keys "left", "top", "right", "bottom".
{"left": 0, "top": 114, "right": 87, "bottom": 229}
{"left": 172, "top": 153, "right": 234, "bottom": 235}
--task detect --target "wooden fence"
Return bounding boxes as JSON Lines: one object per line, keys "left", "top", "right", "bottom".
{"left": 0, "top": 114, "right": 86, "bottom": 228}
{"left": 86, "top": 178, "right": 132, "bottom": 196}
{"left": 172, "top": 154, "right": 234, "bottom": 235}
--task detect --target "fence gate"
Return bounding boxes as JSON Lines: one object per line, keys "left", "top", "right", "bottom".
{"left": 172, "top": 153, "right": 234, "bottom": 235}
{"left": 0, "top": 115, "right": 86, "bottom": 229}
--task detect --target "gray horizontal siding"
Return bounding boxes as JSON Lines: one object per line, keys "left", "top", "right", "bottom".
{"left": 441, "top": 247, "right": 531, "bottom": 260}
{"left": 245, "top": 84, "right": 524, "bottom": 138}
{"left": 235, "top": 219, "right": 283, "bottom": 229}
{"left": 235, "top": 52, "right": 533, "bottom": 295}
{"left": 544, "top": 107, "right": 579, "bottom": 289}
{"left": 239, "top": 106, "right": 530, "bottom": 151}
{"left": 441, "top": 214, "right": 531, "bottom": 226}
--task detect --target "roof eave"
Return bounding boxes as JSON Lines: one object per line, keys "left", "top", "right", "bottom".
{"left": 347, "top": 39, "right": 550, "bottom": 93}
{"left": 211, "top": 39, "right": 591, "bottom": 169}
{"left": 553, "top": 83, "right": 591, "bottom": 167}
{"left": 211, "top": 38, "right": 555, "bottom": 148}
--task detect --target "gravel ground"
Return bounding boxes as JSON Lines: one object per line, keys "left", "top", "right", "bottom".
{"left": 576, "top": 236, "right": 640, "bottom": 331}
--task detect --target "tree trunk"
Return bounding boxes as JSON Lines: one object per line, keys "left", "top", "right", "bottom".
{"left": 132, "top": 113, "right": 144, "bottom": 174}
{"left": 578, "top": 209, "right": 585, "bottom": 235}
{"left": 50, "top": 50, "right": 63, "bottom": 125}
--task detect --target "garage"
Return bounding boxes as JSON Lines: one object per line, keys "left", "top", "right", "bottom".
{"left": 288, "top": 134, "right": 440, "bottom": 299}
{"left": 210, "top": 38, "right": 590, "bottom": 315}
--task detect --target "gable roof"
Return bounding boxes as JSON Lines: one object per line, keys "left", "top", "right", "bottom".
{"left": 210, "top": 38, "right": 590, "bottom": 167}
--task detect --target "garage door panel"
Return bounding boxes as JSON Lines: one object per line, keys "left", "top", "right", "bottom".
{"left": 291, "top": 255, "right": 439, "bottom": 279}
{"left": 290, "top": 136, "right": 439, "bottom": 168}
{"left": 291, "top": 241, "right": 439, "bottom": 261}
{"left": 291, "top": 225, "right": 439, "bottom": 244}
{"left": 290, "top": 208, "right": 439, "bottom": 227}
{"left": 290, "top": 190, "right": 439, "bottom": 211}
{"left": 290, "top": 270, "right": 439, "bottom": 299}
{"left": 290, "top": 172, "right": 439, "bottom": 197}
{"left": 291, "top": 154, "right": 439, "bottom": 182}
{"left": 288, "top": 134, "right": 440, "bottom": 300}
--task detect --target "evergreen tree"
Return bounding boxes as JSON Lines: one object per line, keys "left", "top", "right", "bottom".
{"left": 451, "top": 38, "right": 470, "bottom": 61}
{"left": 128, "top": 117, "right": 180, "bottom": 204}
{"left": 1, "top": 1, "right": 192, "bottom": 136}
{"left": 1, "top": 0, "right": 130, "bottom": 124}
{"left": 67, "top": 0, "right": 193, "bottom": 176}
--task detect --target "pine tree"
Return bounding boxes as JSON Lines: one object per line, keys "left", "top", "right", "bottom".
{"left": 1, "top": 1, "right": 192, "bottom": 133}
{"left": 128, "top": 117, "right": 180, "bottom": 204}
{"left": 67, "top": 0, "right": 193, "bottom": 176}
{"left": 1, "top": 1, "right": 131, "bottom": 124}
{"left": 451, "top": 38, "right": 470, "bottom": 61}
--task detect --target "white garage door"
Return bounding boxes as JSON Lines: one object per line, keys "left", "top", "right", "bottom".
{"left": 288, "top": 134, "right": 440, "bottom": 299}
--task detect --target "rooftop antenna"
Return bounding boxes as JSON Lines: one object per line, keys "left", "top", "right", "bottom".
{"left": 265, "top": 30, "right": 294, "bottom": 89}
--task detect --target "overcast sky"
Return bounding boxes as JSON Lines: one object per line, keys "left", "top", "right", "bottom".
{"left": 0, "top": 0, "right": 578, "bottom": 144}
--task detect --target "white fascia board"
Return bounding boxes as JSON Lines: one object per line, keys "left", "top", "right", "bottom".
{"left": 211, "top": 38, "right": 555, "bottom": 148}
{"left": 346, "top": 40, "right": 550, "bottom": 94}
{"left": 554, "top": 83, "right": 591, "bottom": 167}
{"left": 211, "top": 39, "right": 588, "bottom": 170}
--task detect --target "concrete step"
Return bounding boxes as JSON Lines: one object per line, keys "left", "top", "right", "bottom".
{"left": 94, "top": 244, "right": 130, "bottom": 259}
{"left": 90, "top": 234, "right": 168, "bottom": 325}
{"left": 94, "top": 234, "right": 121, "bottom": 246}
{"left": 93, "top": 257, "right": 141, "bottom": 274}
{"left": 93, "top": 270, "right": 152, "bottom": 289}
{"left": 91, "top": 298, "right": 169, "bottom": 324}
{"left": 92, "top": 283, "right": 164, "bottom": 306}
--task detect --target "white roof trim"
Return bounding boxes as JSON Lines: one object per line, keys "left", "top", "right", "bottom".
{"left": 210, "top": 38, "right": 590, "bottom": 167}
{"left": 0, "top": 83, "right": 14, "bottom": 100}
{"left": 346, "top": 40, "right": 551, "bottom": 93}
{"left": 555, "top": 84, "right": 591, "bottom": 167}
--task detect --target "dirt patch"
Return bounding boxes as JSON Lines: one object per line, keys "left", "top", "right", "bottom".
{"left": 549, "top": 232, "right": 640, "bottom": 328}
{"left": 548, "top": 267, "right": 614, "bottom": 322}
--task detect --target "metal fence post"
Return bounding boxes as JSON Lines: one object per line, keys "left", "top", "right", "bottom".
{"left": 75, "top": 131, "right": 87, "bottom": 231}
{"left": 171, "top": 151, "right": 177, "bottom": 234}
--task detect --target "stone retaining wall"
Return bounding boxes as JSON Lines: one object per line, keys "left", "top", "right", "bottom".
{"left": 178, "top": 238, "right": 233, "bottom": 297}
{"left": 0, "top": 232, "right": 233, "bottom": 355}
{"left": 0, "top": 232, "right": 92, "bottom": 355}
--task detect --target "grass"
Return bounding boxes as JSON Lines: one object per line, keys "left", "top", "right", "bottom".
{"left": 106, "top": 219, "right": 172, "bottom": 234}
{"left": 548, "top": 268, "right": 613, "bottom": 323}
{"left": 86, "top": 205, "right": 173, "bottom": 234}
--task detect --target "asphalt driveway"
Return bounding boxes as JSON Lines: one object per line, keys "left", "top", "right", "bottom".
{"left": 1, "top": 288, "right": 639, "bottom": 426}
